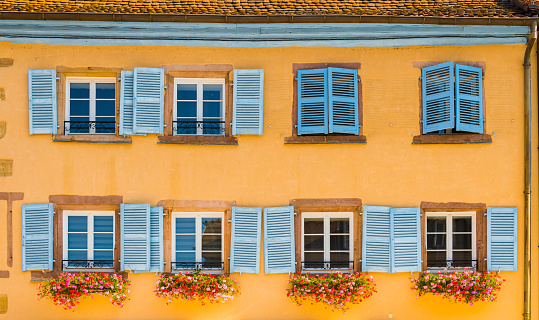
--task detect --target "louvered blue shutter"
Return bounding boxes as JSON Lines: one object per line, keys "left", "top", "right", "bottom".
{"left": 297, "top": 69, "right": 328, "bottom": 135}
{"left": 263, "top": 206, "right": 295, "bottom": 274}
{"left": 362, "top": 206, "right": 391, "bottom": 273}
{"left": 119, "top": 70, "right": 136, "bottom": 136}
{"left": 121, "top": 203, "right": 150, "bottom": 272}
{"left": 133, "top": 67, "right": 164, "bottom": 134}
{"left": 28, "top": 69, "right": 57, "bottom": 135}
{"left": 230, "top": 207, "right": 261, "bottom": 274}
{"left": 22, "top": 203, "right": 53, "bottom": 271}
{"left": 233, "top": 69, "right": 264, "bottom": 135}
{"left": 487, "top": 207, "right": 517, "bottom": 271}
{"left": 391, "top": 207, "right": 421, "bottom": 273}
{"left": 328, "top": 68, "right": 359, "bottom": 135}
{"left": 149, "top": 206, "right": 164, "bottom": 273}
{"left": 455, "top": 64, "right": 483, "bottom": 134}
{"left": 422, "top": 61, "right": 455, "bottom": 134}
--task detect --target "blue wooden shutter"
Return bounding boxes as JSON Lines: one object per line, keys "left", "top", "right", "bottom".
{"left": 119, "top": 70, "right": 135, "bottom": 136}
{"left": 362, "top": 206, "right": 391, "bottom": 273}
{"left": 328, "top": 67, "right": 359, "bottom": 135}
{"left": 121, "top": 203, "right": 150, "bottom": 272}
{"left": 28, "top": 69, "right": 57, "bottom": 135}
{"left": 297, "top": 69, "right": 328, "bottom": 135}
{"left": 133, "top": 67, "right": 164, "bottom": 134}
{"left": 149, "top": 206, "right": 164, "bottom": 273}
{"left": 230, "top": 207, "right": 261, "bottom": 274}
{"left": 455, "top": 64, "right": 483, "bottom": 134}
{"left": 422, "top": 61, "right": 455, "bottom": 133}
{"left": 391, "top": 207, "right": 421, "bottom": 273}
{"left": 22, "top": 203, "right": 53, "bottom": 271}
{"left": 487, "top": 207, "right": 517, "bottom": 271}
{"left": 233, "top": 69, "right": 264, "bottom": 135}
{"left": 263, "top": 206, "right": 295, "bottom": 274}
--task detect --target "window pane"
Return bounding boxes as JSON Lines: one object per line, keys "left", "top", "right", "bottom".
{"left": 96, "top": 100, "right": 116, "bottom": 117}
{"left": 330, "top": 218, "right": 349, "bottom": 234}
{"left": 176, "top": 118, "right": 197, "bottom": 135}
{"left": 178, "top": 84, "right": 197, "bottom": 100}
{"left": 453, "top": 234, "right": 472, "bottom": 249}
{"left": 202, "top": 120, "right": 224, "bottom": 135}
{"left": 177, "top": 101, "right": 197, "bottom": 117}
{"left": 96, "top": 83, "right": 115, "bottom": 99}
{"left": 94, "top": 216, "right": 113, "bottom": 232}
{"left": 176, "top": 235, "right": 196, "bottom": 251}
{"left": 453, "top": 251, "right": 472, "bottom": 262}
{"left": 427, "top": 217, "right": 446, "bottom": 232}
{"left": 94, "top": 250, "right": 113, "bottom": 261}
{"left": 202, "top": 218, "right": 222, "bottom": 234}
{"left": 68, "top": 233, "right": 87, "bottom": 249}
{"left": 427, "top": 251, "right": 447, "bottom": 267}
{"left": 330, "top": 252, "right": 351, "bottom": 265}
{"left": 453, "top": 217, "right": 472, "bottom": 232}
{"left": 304, "top": 235, "right": 323, "bottom": 251}
{"left": 203, "top": 84, "right": 222, "bottom": 100}
{"left": 202, "top": 252, "right": 222, "bottom": 264}
{"left": 304, "top": 218, "right": 323, "bottom": 234}
{"left": 427, "top": 234, "right": 446, "bottom": 250}
{"left": 95, "top": 118, "right": 116, "bottom": 134}
{"left": 330, "top": 235, "right": 349, "bottom": 251}
{"left": 94, "top": 233, "right": 114, "bottom": 250}
{"left": 68, "top": 117, "right": 90, "bottom": 134}
{"left": 203, "top": 102, "right": 221, "bottom": 118}
{"left": 68, "top": 250, "right": 87, "bottom": 261}
{"left": 70, "top": 83, "right": 90, "bottom": 99}
{"left": 176, "top": 251, "right": 196, "bottom": 263}
{"left": 68, "top": 216, "right": 87, "bottom": 232}
{"left": 304, "top": 252, "right": 324, "bottom": 267}
{"left": 176, "top": 218, "right": 196, "bottom": 234}
{"left": 202, "top": 235, "right": 221, "bottom": 251}
{"left": 70, "top": 100, "right": 90, "bottom": 116}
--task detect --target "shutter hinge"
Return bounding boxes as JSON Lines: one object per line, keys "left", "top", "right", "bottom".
{"left": 118, "top": 78, "right": 121, "bottom": 82}
{"left": 484, "top": 258, "right": 487, "bottom": 261}
{"left": 163, "top": 124, "right": 167, "bottom": 128}
{"left": 359, "top": 212, "right": 363, "bottom": 215}
{"left": 358, "top": 124, "right": 362, "bottom": 128}
{"left": 359, "top": 259, "right": 362, "bottom": 262}
{"left": 484, "top": 213, "right": 487, "bottom": 216}
{"left": 229, "top": 123, "right": 233, "bottom": 127}
{"left": 482, "top": 75, "right": 485, "bottom": 80}
{"left": 358, "top": 78, "right": 361, "bottom": 82}
{"left": 163, "top": 213, "right": 166, "bottom": 216}
{"left": 294, "top": 125, "right": 298, "bottom": 128}
{"left": 419, "top": 120, "right": 423, "bottom": 123}
{"left": 228, "top": 220, "right": 232, "bottom": 223}
{"left": 52, "top": 259, "right": 56, "bottom": 263}
{"left": 293, "top": 212, "right": 297, "bottom": 216}
{"left": 295, "top": 261, "right": 297, "bottom": 265}
{"left": 56, "top": 125, "right": 60, "bottom": 129}
{"left": 56, "top": 77, "right": 60, "bottom": 81}
{"left": 164, "top": 86, "right": 167, "bottom": 90}
{"left": 295, "top": 78, "right": 299, "bottom": 81}
{"left": 230, "top": 82, "right": 234, "bottom": 86}
{"left": 420, "top": 76, "right": 423, "bottom": 80}
{"left": 228, "top": 257, "right": 231, "bottom": 260}
{"left": 483, "top": 118, "right": 486, "bottom": 122}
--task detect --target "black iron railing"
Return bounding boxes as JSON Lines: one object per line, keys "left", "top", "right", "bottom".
{"left": 173, "top": 120, "right": 225, "bottom": 135}
{"left": 301, "top": 261, "right": 354, "bottom": 270}
{"left": 171, "top": 261, "right": 224, "bottom": 271}
{"left": 64, "top": 121, "right": 116, "bottom": 134}
{"left": 63, "top": 260, "right": 114, "bottom": 269}
{"left": 427, "top": 260, "right": 477, "bottom": 270}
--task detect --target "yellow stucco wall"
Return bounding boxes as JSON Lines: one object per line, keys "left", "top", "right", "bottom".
{"left": 0, "top": 42, "right": 536, "bottom": 320}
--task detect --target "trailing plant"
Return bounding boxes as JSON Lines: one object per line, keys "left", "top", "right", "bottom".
{"left": 154, "top": 271, "right": 239, "bottom": 304}
{"left": 287, "top": 271, "right": 376, "bottom": 313}
{"left": 411, "top": 270, "right": 504, "bottom": 305}
{"left": 37, "top": 272, "right": 130, "bottom": 310}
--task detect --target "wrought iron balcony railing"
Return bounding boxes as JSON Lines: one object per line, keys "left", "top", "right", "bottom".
{"left": 64, "top": 121, "right": 116, "bottom": 135}
{"left": 171, "top": 261, "right": 224, "bottom": 271}
{"left": 426, "top": 259, "right": 477, "bottom": 271}
{"left": 63, "top": 260, "right": 114, "bottom": 269}
{"left": 173, "top": 120, "right": 225, "bottom": 135}
{"left": 301, "top": 261, "right": 354, "bottom": 270}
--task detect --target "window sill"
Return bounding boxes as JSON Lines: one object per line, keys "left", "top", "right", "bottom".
{"left": 412, "top": 134, "right": 492, "bottom": 145}
{"left": 284, "top": 135, "right": 366, "bottom": 145}
{"left": 158, "top": 135, "right": 238, "bottom": 145}
{"left": 30, "top": 270, "right": 128, "bottom": 281}
{"left": 53, "top": 135, "right": 132, "bottom": 144}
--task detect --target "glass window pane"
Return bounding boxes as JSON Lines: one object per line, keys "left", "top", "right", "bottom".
{"left": 95, "top": 118, "right": 116, "bottom": 134}
{"left": 330, "top": 252, "right": 351, "bottom": 265}
{"left": 203, "top": 102, "right": 221, "bottom": 118}
{"left": 330, "top": 218, "right": 349, "bottom": 234}
{"left": 176, "top": 218, "right": 196, "bottom": 234}
{"left": 427, "top": 217, "right": 446, "bottom": 232}
{"left": 68, "top": 117, "right": 90, "bottom": 134}
{"left": 70, "top": 100, "right": 90, "bottom": 116}
{"left": 68, "top": 233, "right": 87, "bottom": 249}
{"left": 96, "top": 100, "right": 116, "bottom": 117}
{"left": 203, "top": 84, "right": 222, "bottom": 100}
{"left": 330, "top": 235, "right": 349, "bottom": 251}
{"left": 68, "top": 250, "right": 87, "bottom": 261}
{"left": 94, "top": 233, "right": 114, "bottom": 250}
{"left": 453, "top": 217, "right": 472, "bottom": 232}
{"left": 201, "top": 252, "right": 222, "bottom": 264}
{"left": 427, "top": 251, "right": 447, "bottom": 267}
{"left": 202, "top": 218, "right": 222, "bottom": 234}
{"left": 202, "top": 120, "right": 224, "bottom": 135}
{"left": 202, "top": 235, "right": 221, "bottom": 251}
{"left": 453, "top": 234, "right": 472, "bottom": 249}
{"left": 453, "top": 251, "right": 472, "bottom": 262}
{"left": 68, "top": 216, "right": 87, "bottom": 232}
{"left": 304, "top": 235, "right": 324, "bottom": 251}
{"left": 177, "top": 101, "right": 197, "bottom": 118}
{"left": 178, "top": 84, "right": 197, "bottom": 100}
{"left": 176, "top": 235, "right": 196, "bottom": 251}
{"left": 176, "top": 251, "right": 196, "bottom": 263}
{"left": 304, "top": 218, "right": 323, "bottom": 234}
{"left": 304, "top": 252, "right": 324, "bottom": 268}
{"left": 427, "top": 234, "right": 446, "bottom": 250}
{"left": 96, "top": 83, "right": 115, "bottom": 99}
{"left": 94, "top": 216, "right": 113, "bottom": 232}
{"left": 94, "top": 250, "right": 113, "bottom": 261}
{"left": 176, "top": 118, "right": 197, "bottom": 135}
{"left": 70, "top": 83, "right": 90, "bottom": 99}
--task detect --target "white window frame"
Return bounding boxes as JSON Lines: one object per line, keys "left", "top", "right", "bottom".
{"left": 62, "top": 210, "right": 115, "bottom": 271}
{"left": 65, "top": 77, "right": 116, "bottom": 135}
{"left": 301, "top": 212, "right": 354, "bottom": 271}
{"left": 425, "top": 211, "right": 476, "bottom": 270}
{"left": 173, "top": 78, "right": 226, "bottom": 136}
{"left": 171, "top": 212, "right": 224, "bottom": 272}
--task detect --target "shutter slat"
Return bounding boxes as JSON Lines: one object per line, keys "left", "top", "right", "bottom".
{"left": 297, "top": 69, "right": 328, "bottom": 135}
{"left": 456, "top": 64, "right": 483, "bottom": 134}
{"left": 422, "top": 61, "right": 454, "bottom": 133}
{"left": 121, "top": 203, "right": 151, "bottom": 272}
{"left": 149, "top": 206, "right": 164, "bottom": 273}
{"left": 487, "top": 207, "right": 517, "bottom": 271}
{"left": 391, "top": 207, "right": 421, "bottom": 273}
{"left": 233, "top": 69, "right": 264, "bottom": 135}
{"left": 230, "top": 207, "right": 261, "bottom": 274}
{"left": 133, "top": 67, "right": 164, "bottom": 134}
{"left": 362, "top": 206, "right": 391, "bottom": 273}
{"left": 22, "top": 203, "right": 53, "bottom": 271}
{"left": 328, "top": 67, "right": 359, "bottom": 135}
{"left": 28, "top": 69, "right": 57, "bottom": 135}
{"left": 263, "top": 206, "right": 295, "bottom": 274}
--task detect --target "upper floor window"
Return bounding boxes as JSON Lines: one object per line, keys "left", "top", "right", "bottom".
{"left": 65, "top": 77, "right": 116, "bottom": 135}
